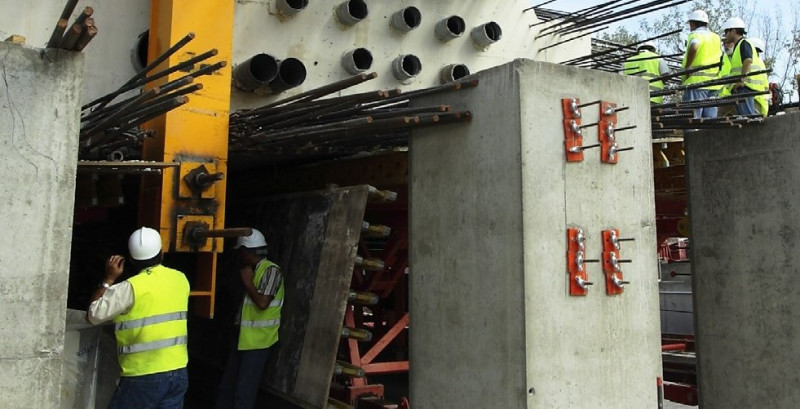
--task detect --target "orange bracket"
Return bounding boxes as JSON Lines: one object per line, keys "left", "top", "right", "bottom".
{"left": 567, "top": 227, "right": 592, "bottom": 296}
{"left": 602, "top": 228, "right": 627, "bottom": 295}
{"left": 599, "top": 101, "right": 618, "bottom": 164}
{"left": 562, "top": 98, "right": 584, "bottom": 162}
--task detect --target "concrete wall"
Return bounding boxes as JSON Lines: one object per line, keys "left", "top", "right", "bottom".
{"left": 0, "top": 44, "right": 83, "bottom": 409}
{"left": 410, "top": 60, "right": 661, "bottom": 409}
{"left": 686, "top": 113, "right": 800, "bottom": 409}
{"left": 0, "top": 2, "right": 589, "bottom": 110}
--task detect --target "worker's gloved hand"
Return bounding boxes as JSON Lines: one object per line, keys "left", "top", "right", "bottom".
{"left": 240, "top": 265, "right": 255, "bottom": 286}
{"left": 105, "top": 255, "right": 125, "bottom": 282}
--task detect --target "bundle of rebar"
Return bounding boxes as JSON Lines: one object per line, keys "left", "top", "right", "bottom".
{"left": 78, "top": 32, "right": 225, "bottom": 160}
{"left": 46, "top": 1, "right": 98, "bottom": 51}
{"left": 229, "top": 73, "right": 476, "bottom": 163}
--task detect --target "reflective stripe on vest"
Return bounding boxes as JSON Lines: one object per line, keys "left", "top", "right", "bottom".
{"left": 624, "top": 50, "right": 664, "bottom": 103}
{"left": 682, "top": 30, "right": 723, "bottom": 88}
{"left": 113, "top": 265, "right": 190, "bottom": 377}
{"left": 238, "top": 259, "right": 284, "bottom": 351}
{"left": 729, "top": 39, "right": 768, "bottom": 89}
{"left": 118, "top": 335, "right": 188, "bottom": 355}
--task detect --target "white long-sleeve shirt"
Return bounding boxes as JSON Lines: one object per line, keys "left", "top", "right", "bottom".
{"left": 87, "top": 281, "right": 134, "bottom": 325}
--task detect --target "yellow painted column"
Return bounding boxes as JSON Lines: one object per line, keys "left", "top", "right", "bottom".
{"left": 141, "top": 0, "right": 234, "bottom": 317}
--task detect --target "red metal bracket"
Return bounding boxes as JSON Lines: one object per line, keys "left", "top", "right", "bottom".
{"left": 602, "top": 228, "right": 625, "bottom": 295}
{"left": 599, "top": 101, "right": 618, "bottom": 164}
{"left": 567, "top": 227, "right": 592, "bottom": 296}
{"left": 562, "top": 98, "right": 584, "bottom": 162}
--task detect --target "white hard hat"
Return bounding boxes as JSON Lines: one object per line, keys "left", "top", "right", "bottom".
{"left": 687, "top": 10, "right": 709, "bottom": 23}
{"left": 234, "top": 228, "right": 267, "bottom": 249}
{"left": 750, "top": 37, "right": 765, "bottom": 52}
{"left": 722, "top": 17, "right": 746, "bottom": 31}
{"left": 128, "top": 227, "right": 162, "bottom": 260}
{"left": 638, "top": 41, "right": 657, "bottom": 51}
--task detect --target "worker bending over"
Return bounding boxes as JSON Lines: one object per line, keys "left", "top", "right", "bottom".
{"left": 87, "top": 227, "right": 191, "bottom": 409}
{"left": 681, "top": 9, "right": 723, "bottom": 118}
{"left": 623, "top": 41, "right": 669, "bottom": 104}
{"left": 720, "top": 17, "right": 768, "bottom": 116}
{"left": 215, "top": 228, "right": 285, "bottom": 409}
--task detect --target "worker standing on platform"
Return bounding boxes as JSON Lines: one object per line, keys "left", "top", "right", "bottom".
{"left": 215, "top": 228, "right": 284, "bottom": 409}
{"left": 681, "top": 9, "right": 723, "bottom": 118}
{"left": 87, "top": 227, "right": 190, "bottom": 409}
{"left": 623, "top": 41, "right": 669, "bottom": 104}
{"left": 720, "top": 17, "right": 767, "bottom": 116}
{"left": 748, "top": 37, "right": 770, "bottom": 117}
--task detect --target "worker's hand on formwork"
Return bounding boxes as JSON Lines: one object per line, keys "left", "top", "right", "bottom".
{"left": 105, "top": 255, "right": 125, "bottom": 282}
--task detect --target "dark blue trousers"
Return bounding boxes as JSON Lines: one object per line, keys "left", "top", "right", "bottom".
{"left": 108, "top": 367, "right": 188, "bottom": 409}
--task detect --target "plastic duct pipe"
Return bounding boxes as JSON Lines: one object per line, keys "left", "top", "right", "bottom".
{"left": 341, "top": 48, "right": 373, "bottom": 75}
{"left": 471, "top": 22, "right": 503, "bottom": 47}
{"left": 390, "top": 6, "right": 422, "bottom": 32}
{"left": 392, "top": 54, "right": 422, "bottom": 82}
{"left": 232, "top": 53, "right": 279, "bottom": 92}
{"left": 335, "top": 0, "right": 368, "bottom": 26}
{"left": 264, "top": 57, "right": 307, "bottom": 94}
{"left": 439, "top": 64, "right": 470, "bottom": 83}
{"left": 435, "top": 15, "right": 466, "bottom": 42}
{"left": 277, "top": 0, "right": 309, "bottom": 16}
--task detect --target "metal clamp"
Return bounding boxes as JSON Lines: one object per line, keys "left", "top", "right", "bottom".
{"left": 562, "top": 98, "right": 585, "bottom": 163}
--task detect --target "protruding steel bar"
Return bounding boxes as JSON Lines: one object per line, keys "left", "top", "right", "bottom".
{"left": 46, "top": 0, "right": 79, "bottom": 48}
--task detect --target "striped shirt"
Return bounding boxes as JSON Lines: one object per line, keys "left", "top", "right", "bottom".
{"left": 257, "top": 263, "right": 282, "bottom": 296}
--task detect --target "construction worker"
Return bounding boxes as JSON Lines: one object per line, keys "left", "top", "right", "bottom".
{"left": 215, "top": 228, "right": 284, "bottom": 409}
{"left": 623, "top": 41, "right": 669, "bottom": 104}
{"left": 720, "top": 17, "right": 768, "bottom": 116}
{"left": 681, "top": 9, "right": 723, "bottom": 118}
{"left": 717, "top": 35, "right": 737, "bottom": 116}
{"left": 749, "top": 37, "right": 770, "bottom": 117}
{"left": 87, "top": 227, "right": 190, "bottom": 409}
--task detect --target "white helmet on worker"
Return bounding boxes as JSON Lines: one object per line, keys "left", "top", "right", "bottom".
{"left": 687, "top": 10, "right": 709, "bottom": 24}
{"left": 638, "top": 41, "right": 657, "bottom": 52}
{"left": 722, "top": 17, "right": 747, "bottom": 33}
{"left": 750, "top": 37, "right": 765, "bottom": 53}
{"left": 128, "top": 227, "right": 162, "bottom": 260}
{"left": 234, "top": 228, "right": 267, "bottom": 250}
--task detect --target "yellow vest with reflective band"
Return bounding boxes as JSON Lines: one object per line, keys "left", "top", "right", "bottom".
{"left": 113, "top": 265, "right": 190, "bottom": 377}
{"left": 729, "top": 39, "right": 769, "bottom": 93}
{"left": 238, "top": 259, "right": 284, "bottom": 351}
{"left": 682, "top": 29, "right": 723, "bottom": 89}
{"left": 624, "top": 50, "right": 664, "bottom": 104}
{"left": 719, "top": 54, "right": 733, "bottom": 97}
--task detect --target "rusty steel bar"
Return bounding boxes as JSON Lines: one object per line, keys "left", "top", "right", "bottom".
{"left": 124, "top": 32, "right": 196, "bottom": 88}
{"left": 73, "top": 25, "right": 98, "bottom": 52}
{"left": 59, "top": 22, "right": 83, "bottom": 49}
{"left": 81, "top": 86, "right": 161, "bottom": 140}
{"left": 46, "top": 0, "right": 79, "bottom": 48}
{"left": 651, "top": 70, "right": 771, "bottom": 97}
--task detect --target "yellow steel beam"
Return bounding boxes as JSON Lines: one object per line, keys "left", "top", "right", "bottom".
{"left": 140, "top": 0, "right": 234, "bottom": 318}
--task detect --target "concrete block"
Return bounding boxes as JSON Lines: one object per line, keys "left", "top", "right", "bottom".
{"left": 686, "top": 113, "right": 800, "bottom": 409}
{"left": 0, "top": 43, "right": 83, "bottom": 409}
{"left": 409, "top": 60, "right": 661, "bottom": 409}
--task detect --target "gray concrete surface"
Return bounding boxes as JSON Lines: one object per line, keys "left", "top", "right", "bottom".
{"left": 0, "top": 44, "right": 83, "bottom": 409}
{"left": 686, "top": 113, "right": 800, "bottom": 409}
{"left": 410, "top": 60, "right": 661, "bottom": 409}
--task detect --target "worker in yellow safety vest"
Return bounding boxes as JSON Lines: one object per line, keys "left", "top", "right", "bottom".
{"left": 681, "top": 9, "right": 723, "bottom": 118}
{"left": 719, "top": 17, "right": 768, "bottom": 116}
{"left": 87, "top": 227, "right": 190, "bottom": 409}
{"left": 215, "top": 228, "right": 284, "bottom": 409}
{"left": 749, "top": 37, "right": 770, "bottom": 117}
{"left": 623, "top": 41, "right": 669, "bottom": 104}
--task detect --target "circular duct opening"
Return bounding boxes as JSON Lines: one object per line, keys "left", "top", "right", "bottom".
{"left": 134, "top": 30, "right": 149, "bottom": 70}
{"left": 452, "top": 64, "right": 470, "bottom": 80}
{"left": 250, "top": 54, "right": 279, "bottom": 82}
{"left": 402, "top": 55, "right": 422, "bottom": 77}
{"left": 347, "top": 0, "right": 368, "bottom": 20}
{"left": 446, "top": 16, "right": 466, "bottom": 36}
{"left": 277, "top": 57, "right": 307, "bottom": 88}
{"left": 483, "top": 21, "right": 502, "bottom": 42}
{"left": 402, "top": 7, "right": 422, "bottom": 29}
{"left": 285, "top": 0, "right": 308, "bottom": 10}
{"left": 352, "top": 48, "right": 373, "bottom": 71}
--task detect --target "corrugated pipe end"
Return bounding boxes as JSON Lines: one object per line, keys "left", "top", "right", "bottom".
{"left": 263, "top": 57, "right": 307, "bottom": 94}
{"left": 335, "top": 0, "right": 368, "bottom": 26}
{"left": 342, "top": 48, "right": 373, "bottom": 75}
{"left": 471, "top": 22, "right": 502, "bottom": 48}
{"left": 440, "top": 64, "right": 470, "bottom": 84}
{"left": 435, "top": 15, "right": 466, "bottom": 42}
{"left": 391, "top": 7, "right": 421, "bottom": 32}
{"left": 277, "top": 0, "right": 309, "bottom": 16}
{"left": 233, "top": 54, "right": 279, "bottom": 92}
{"left": 392, "top": 54, "right": 422, "bottom": 82}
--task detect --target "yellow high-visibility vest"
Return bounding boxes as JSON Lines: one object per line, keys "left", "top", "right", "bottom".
{"left": 114, "top": 265, "right": 190, "bottom": 377}
{"left": 238, "top": 259, "right": 284, "bottom": 351}
{"left": 719, "top": 54, "right": 733, "bottom": 98}
{"left": 623, "top": 50, "right": 664, "bottom": 104}
{"left": 682, "top": 30, "right": 723, "bottom": 89}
